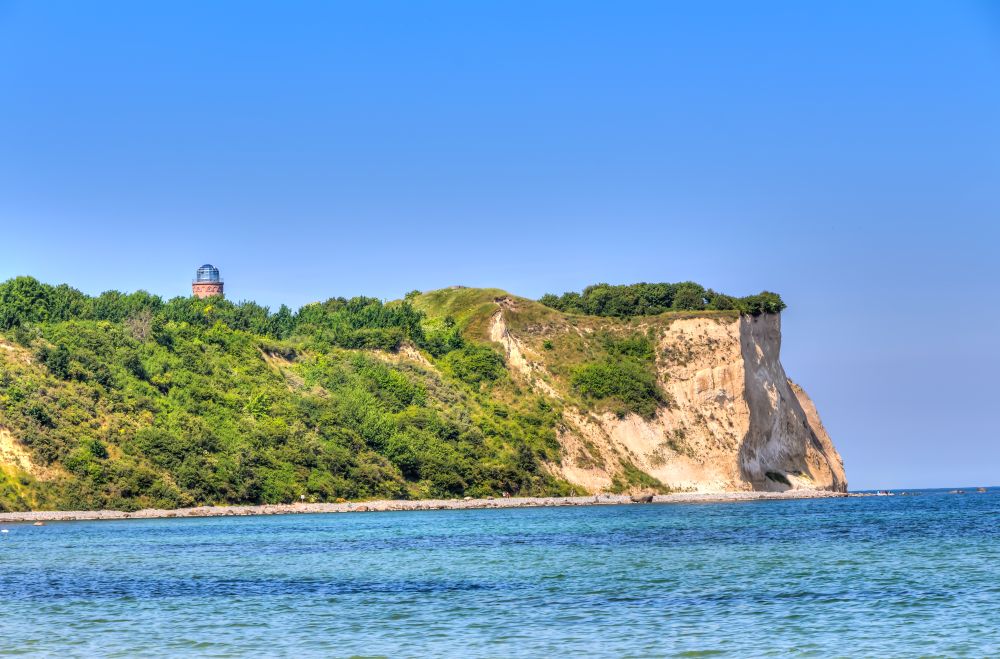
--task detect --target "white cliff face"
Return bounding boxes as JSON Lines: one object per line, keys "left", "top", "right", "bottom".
{"left": 493, "top": 308, "right": 846, "bottom": 494}
{"left": 737, "top": 314, "right": 846, "bottom": 492}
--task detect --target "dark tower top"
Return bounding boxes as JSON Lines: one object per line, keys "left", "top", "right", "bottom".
{"left": 195, "top": 264, "right": 221, "bottom": 283}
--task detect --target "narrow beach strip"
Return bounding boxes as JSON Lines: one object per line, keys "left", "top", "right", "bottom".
{"left": 0, "top": 490, "right": 847, "bottom": 523}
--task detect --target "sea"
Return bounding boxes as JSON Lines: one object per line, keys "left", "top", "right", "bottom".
{"left": 1, "top": 488, "right": 998, "bottom": 657}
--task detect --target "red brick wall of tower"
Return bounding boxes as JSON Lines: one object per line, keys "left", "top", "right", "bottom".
{"left": 192, "top": 282, "right": 224, "bottom": 298}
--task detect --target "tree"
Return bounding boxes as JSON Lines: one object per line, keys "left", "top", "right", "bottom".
{"left": 126, "top": 309, "right": 154, "bottom": 342}
{"left": 671, "top": 282, "right": 707, "bottom": 311}
{"left": 739, "top": 291, "right": 786, "bottom": 315}
{"left": 0, "top": 277, "right": 56, "bottom": 328}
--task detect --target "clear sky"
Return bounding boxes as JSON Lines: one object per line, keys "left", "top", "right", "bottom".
{"left": 2, "top": 1, "right": 998, "bottom": 490}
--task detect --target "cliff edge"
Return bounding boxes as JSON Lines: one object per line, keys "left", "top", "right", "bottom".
{"left": 483, "top": 297, "right": 846, "bottom": 493}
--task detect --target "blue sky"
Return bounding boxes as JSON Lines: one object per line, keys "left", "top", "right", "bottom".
{"left": 1, "top": 1, "right": 998, "bottom": 490}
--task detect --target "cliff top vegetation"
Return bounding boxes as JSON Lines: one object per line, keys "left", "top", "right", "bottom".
{"left": 539, "top": 282, "right": 786, "bottom": 318}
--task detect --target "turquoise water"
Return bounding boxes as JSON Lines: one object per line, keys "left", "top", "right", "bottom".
{"left": 2, "top": 490, "right": 999, "bottom": 657}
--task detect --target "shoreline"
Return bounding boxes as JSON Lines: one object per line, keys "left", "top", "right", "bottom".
{"left": 0, "top": 490, "right": 847, "bottom": 523}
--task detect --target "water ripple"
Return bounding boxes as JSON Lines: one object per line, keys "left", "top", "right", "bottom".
{"left": 1, "top": 490, "right": 998, "bottom": 657}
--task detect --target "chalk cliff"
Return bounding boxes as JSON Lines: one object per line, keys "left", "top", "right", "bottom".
{"left": 485, "top": 298, "right": 846, "bottom": 493}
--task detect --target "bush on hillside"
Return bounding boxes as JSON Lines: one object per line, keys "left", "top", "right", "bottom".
{"left": 445, "top": 344, "right": 506, "bottom": 385}
{"left": 571, "top": 358, "right": 664, "bottom": 418}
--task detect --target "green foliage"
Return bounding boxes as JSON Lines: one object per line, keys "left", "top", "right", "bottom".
{"left": 419, "top": 316, "right": 464, "bottom": 357}
{"left": 571, "top": 357, "right": 664, "bottom": 418}
{"left": 610, "top": 460, "right": 673, "bottom": 494}
{"left": 445, "top": 344, "right": 506, "bottom": 385}
{"left": 601, "top": 333, "right": 654, "bottom": 362}
{"left": 38, "top": 344, "right": 71, "bottom": 379}
{"left": 540, "top": 282, "right": 785, "bottom": 317}
{"left": 739, "top": 292, "right": 787, "bottom": 315}
{"left": 0, "top": 277, "right": 436, "bottom": 354}
{"left": 0, "top": 278, "right": 575, "bottom": 511}
{"left": 23, "top": 403, "right": 54, "bottom": 429}
{"left": 0, "top": 471, "right": 32, "bottom": 512}
{"left": 293, "top": 296, "right": 426, "bottom": 350}
{"left": 0, "top": 277, "right": 88, "bottom": 329}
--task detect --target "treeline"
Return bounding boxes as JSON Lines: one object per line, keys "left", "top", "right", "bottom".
{"left": 538, "top": 282, "right": 786, "bottom": 317}
{"left": 0, "top": 276, "right": 462, "bottom": 356}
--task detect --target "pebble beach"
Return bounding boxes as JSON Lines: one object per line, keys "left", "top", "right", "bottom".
{"left": 0, "top": 489, "right": 847, "bottom": 523}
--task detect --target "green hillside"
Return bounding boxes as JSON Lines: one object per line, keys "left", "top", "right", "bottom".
{"left": 0, "top": 277, "right": 780, "bottom": 512}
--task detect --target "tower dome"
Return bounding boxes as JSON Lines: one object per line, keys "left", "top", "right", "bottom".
{"left": 192, "top": 264, "right": 224, "bottom": 298}
{"left": 195, "top": 264, "right": 221, "bottom": 283}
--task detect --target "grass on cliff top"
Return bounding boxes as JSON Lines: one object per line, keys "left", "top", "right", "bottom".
{"left": 410, "top": 287, "right": 506, "bottom": 324}
{"left": 410, "top": 287, "right": 562, "bottom": 341}
{"left": 410, "top": 287, "right": 739, "bottom": 331}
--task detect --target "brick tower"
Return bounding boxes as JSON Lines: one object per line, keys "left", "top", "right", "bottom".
{"left": 192, "top": 264, "right": 224, "bottom": 298}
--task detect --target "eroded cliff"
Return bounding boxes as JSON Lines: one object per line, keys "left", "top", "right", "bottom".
{"left": 485, "top": 298, "right": 846, "bottom": 493}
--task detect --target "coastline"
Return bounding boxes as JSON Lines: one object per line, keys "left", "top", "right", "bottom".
{"left": 0, "top": 489, "right": 847, "bottom": 523}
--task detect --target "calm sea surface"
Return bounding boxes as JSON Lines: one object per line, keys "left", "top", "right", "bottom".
{"left": 2, "top": 489, "right": 999, "bottom": 657}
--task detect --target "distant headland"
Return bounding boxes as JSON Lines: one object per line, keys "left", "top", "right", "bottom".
{"left": 0, "top": 273, "right": 842, "bottom": 514}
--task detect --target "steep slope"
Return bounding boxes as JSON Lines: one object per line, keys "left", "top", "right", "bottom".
{"left": 419, "top": 290, "right": 846, "bottom": 493}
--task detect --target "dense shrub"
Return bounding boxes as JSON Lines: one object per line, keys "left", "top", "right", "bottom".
{"left": 419, "top": 316, "right": 464, "bottom": 357}
{"left": 38, "top": 344, "right": 71, "bottom": 379}
{"left": 571, "top": 358, "right": 664, "bottom": 418}
{"left": 0, "top": 277, "right": 438, "bottom": 354}
{"left": 445, "top": 344, "right": 506, "bottom": 385}
{"left": 601, "top": 333, "right": 654, "bottom": 362}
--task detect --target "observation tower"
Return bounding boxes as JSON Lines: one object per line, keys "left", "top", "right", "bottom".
{"left": 192, "top": 264, "right": 224, "bottom": 298}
